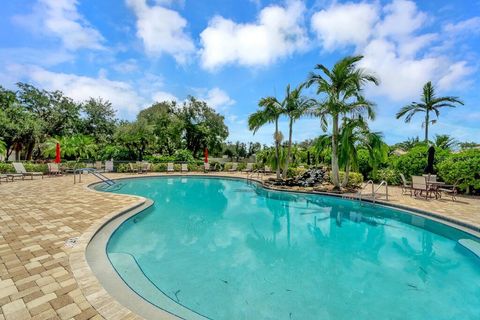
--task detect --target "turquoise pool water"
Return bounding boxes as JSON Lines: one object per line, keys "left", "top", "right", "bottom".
{"left": 99, "top": 177, "right": 480, "bottom": 320}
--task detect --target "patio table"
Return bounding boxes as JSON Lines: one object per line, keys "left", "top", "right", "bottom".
{"left": 427, "top": 181, "right": 445, "bottom": 199}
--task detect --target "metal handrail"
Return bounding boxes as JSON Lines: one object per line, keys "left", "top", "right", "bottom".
{"left": 358, "top": 180, "right": 375, "bottom": 202}
{"left": 374, "top": 180, "right": 389, "bottom": 202}
{"left": 74, "top": 168, "right": 115, "bottom": 185}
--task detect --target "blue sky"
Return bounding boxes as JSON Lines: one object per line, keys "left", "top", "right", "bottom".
{"left": 1, "top": 0, "right": 479, "bottom": 145}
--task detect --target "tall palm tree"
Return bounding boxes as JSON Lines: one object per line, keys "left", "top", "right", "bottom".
{"left": 282, "top": 84, "right": 314, "bottom": 178}
{"left": 248, "top": 97, "right": 283, "bottom": 179}
{"left": 396, "top": 81, "right": 463, "bottom": 143}
{"left": 305, "top": 55, "right": 379, "bottom": 189}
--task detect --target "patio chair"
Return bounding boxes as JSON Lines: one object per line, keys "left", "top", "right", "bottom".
{"left": 12, "top": 162, "right": 44, "bottom": 180}
{"left": 128, "top": 163, "right": 139, "bottom": 174}
{"left": 0, "top": 174, "right": 14, "bottom": 184}
{"left": 242, "top": 163, "right": 253, "bottom": 173}
{"left": 47, "top": 163, "right": 62, "bottom": 176}
{"left": 181, "top": 163, "right": 188, "bottom": 172}
{"left": 412, "top": 175, "right": 429, "bottom": 199}
{"left": 438, "top": 179, "right": 460, "bottom": 201}
{"left": 204, "top": 162, "right": 210, "bottom": 173}
{"left": 399, "top": 173, "right": 412, "bottom": 195}
{"left": 142, "top": 162, "right": 152, "bottom": 173}
{"left": 264, "top": 166, "right": 272, "bottom": 175}
{"left": 95, "top": 161, "right": 104, "bottom": 172}
{"left": 423, "top": 174, "right": 437, "bottom": 182}
{"left": 105, "top": 161, "right": 114, "bottom": 172}
{"left": 229, "top": 163, "right": 238, "bottom": 172}
{"left": 167, "top": 163, "right": 174, "bottom": 173}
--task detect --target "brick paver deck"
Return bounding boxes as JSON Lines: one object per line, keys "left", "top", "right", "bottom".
{"left": 0, "top": 173, "right": 479, "bottom": 319}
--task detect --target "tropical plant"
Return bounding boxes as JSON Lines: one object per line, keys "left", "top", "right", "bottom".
{"left": 433, "top": 134, "right": 458, "bottom": 150}
{"left": 282, "top": 84, "right": 314, "bottom": 178}
{"left": 44, "top": 135, "right": 97, "bottom": 161}
{"left": 437, "top": 149, "right": 480, "bottom": 194}
{"left": 0, "top": 139, "right": 6, "bottom": 155}
{"left": 396, "top": 81, "right": 464, "bottom": 142}
{"left": 305, "top": 55, "right": 379, "bottom": 189}
{"left": 248, "top": 97, "right": 284, "bottom": 179}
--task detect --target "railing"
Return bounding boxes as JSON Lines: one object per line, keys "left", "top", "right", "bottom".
{"left": 345, "top": 180, "right": 388, "bottom": 204}
{"left": 73, "top": 168, "right": 115, "bottom": 186}
{"left": 358, "top": 180, "right": 375, "bottom": 202}
{"left": 374, "top": 180, "right": 389, "bottom": 201}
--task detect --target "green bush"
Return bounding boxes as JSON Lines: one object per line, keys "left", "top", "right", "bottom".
{"left": 145, "top": 155, "right": 175, "bottom": 163}
{"left": 437, "top": 149, "right": 480, "bottom": 193}
{"left": 23, "top": 163, "right": 48, "bottom": 173}
{"left": 116, "top": 163, "right": 130, "bottom": 173}
{"left": 173, "top": 149, "right": 194, "bottom": 163}
{"left": 374, "top": 168, "right": 400, "bottom": 185}
{"left": 336, "top": 171, "right": 364, "bottom": 187}
{"left": 0, "top": 163, "right": 14, "bottom": 173}
{"left": 287, "top": 167, "right": 307, "bottom": 178}
{"left": 391, "top": 145, "right": 450, "bottom": 177}
{"left": 209, "top": 161, "right": 223, "bottom": 171}
{"left": 152, "top": 163, "right": 167, "bottom": 172}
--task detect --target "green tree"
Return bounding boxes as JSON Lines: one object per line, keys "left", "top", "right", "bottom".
{"left": 81, "top": 98, "right": 117, "bottom": 143}
{"left": 180, "top": 97, "right": 228, "bottom": 158}
{"left": 44, "top": 135, "right": 97, "bottom": 161}
{"left": 114, "top": 120, "right": 155, "bottom": 161}
{"left": 282, "top": 84, "right": 314, "bottom": 178}
{"left": 248, "top": 97, "right": 284, "bottom": 179}
{"left": 305, "top": 55, "right": 379, "bottom": 189}
{"left": 137, "top": 101, "right": 184, "bottom": 155}
{"left": 396, "top": 81, "right": 464, "bottom": 142}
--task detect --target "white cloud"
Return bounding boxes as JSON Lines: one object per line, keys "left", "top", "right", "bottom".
{"left": 201, "top": 87, "right": 236, "bottom": 111}
{"left": 310, "top": 0, "right": 473, "bottom": 101}
{"left": 13, "top": 0, "right": 104, "bottom": 50}
{"left": 199, "top": 0, "right": 308, "bottom": 70}
{"left": 443, "top": 17, "right": 480, "bottom": 35}
{"left": 10, "top": 64, "right": 151, "bottom": 117}
{"left": 126, "top": 0, "right": 195, "bottom": 64}
{"left": 311, "top": 2, "right": 379, "bottom": 50}
{"left": 113, "top": 59, "right": 139, "bottom": 73}
{"left": 152, "top": 91, "right": 178, "bottom": 102}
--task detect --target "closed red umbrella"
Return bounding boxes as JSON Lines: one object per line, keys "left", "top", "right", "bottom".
{"left": 204, "top": 147, "right": 208, "bottom": 163}
{"left": 55, "top": 143, "right": 61, "bottom": 163}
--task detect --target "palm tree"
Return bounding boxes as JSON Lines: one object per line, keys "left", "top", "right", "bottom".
{"left": 305, "top": 55, "right": 379, "bottom": 189}
{"left": 396, "top": 81, "right": 463, "bottom": 143}
{"left": 248, "top": 97, "right": 283, "bottom": 179}
{"left": 282, "top": 84, "right": 314, "bottom": 179}
{"left": 313, "top": 117, "right": 387, "bottom": 187}
{"left": 434, "top": 134, "right": 458, "bottom": 150}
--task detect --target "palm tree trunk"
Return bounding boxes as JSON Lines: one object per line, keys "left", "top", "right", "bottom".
{"left": 341, "top": 162, "right": 350, "bottom": 188}
{"left": 283, "top": 118, "right": 293, "bottom": 179}
{"left": 275, "top": 119, "right": 280, "bottom": 179}
{"left": 331, "top": 114, "right": 340, "bottom": 189}
{"left": 425, "top": 110, "right": 429, "bottom": 143}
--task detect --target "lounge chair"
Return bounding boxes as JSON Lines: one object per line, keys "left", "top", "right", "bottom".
{"left": 242, "top": 163, "right": 253, "bottom": 173}
{"left": 438, "top": 179, "right": 460, "bottom": 201}
{"left": 181, "top": 163, "right": 188, "bottom": 172}
{"left": 0, "top": 174, "right": 14, "bottom": 184}
{"left": 12, "top": 162, "right": 44, "bottom": 180}
{"left": 95, "top": 161, "right": 104, "bottom": 172}
{"left": 167, "top": 163, "right": 174, "bottom": 173}
{"left": 412, "top": 175, "right": 429, "bottom": 199}
{"left": 229, "top": 163, "right": 238, "bottom": 172}
{"left": 129, "top": 163, "right": 139, "bottom": 174}
{"left": 399, "top": 173, "right": 412, "bottom": 195}
{"left": 105, "top": 161, "right": 114, "bottom": 172}
{"left": 204, "top": 162, "right": 210, "bottom": 173}
{"left": 47, "top": 163, "right": 62, "bottom": 176}
{"left": 142, "top": 162, "right": 151, "bottom": 173}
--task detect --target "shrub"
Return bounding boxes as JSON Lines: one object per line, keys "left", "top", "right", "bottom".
{"left": 145, "top": 155, "right": 175, "bottom": 163}
{"left": 391, "top": 145, "right": 450, "bottom": 177}
{"left": 173, "top": 149, "right": 194, "bottom": 163}
{"left": 116, "top": 163, "right": 130, "bottom": 173}
{"left": 374, "top": 168, "right": 400, "bottom": 185}
{"left": 437, "top": 149, "right": 480, "bottom": 194}
{"left": 209, "top": 161, "right": 223, "bottom": 171}
{"left": 0, "top": 163, "right": 14, "bottom": 173}
{"left": 287, "top": 167, "right": 307, "bottom": 178}
{"left": 23, "top": 163, "right": 48, "bottom": 173}
{"left": 336, "top": 171, "right": 364, "bottom": 187}
{"left": 152, "top": 163, "right": 167, "bottom": 172}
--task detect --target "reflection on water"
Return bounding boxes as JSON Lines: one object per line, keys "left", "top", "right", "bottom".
{"left": 105, "top": 177, "right": 480, "bottom": 320}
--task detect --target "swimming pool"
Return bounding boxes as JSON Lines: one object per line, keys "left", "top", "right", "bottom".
{"left": 94, "top": 176, "right": 480, "bottom": 319}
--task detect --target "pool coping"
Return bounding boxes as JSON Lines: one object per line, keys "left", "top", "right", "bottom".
{"left": 72, "top": 173, "right": 480, "bottom": 320}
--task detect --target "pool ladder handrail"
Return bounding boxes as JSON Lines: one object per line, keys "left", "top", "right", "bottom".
{"left": 353, "top": 180, "right": 388, "bottom": 204}
{"left": 74, "top": 168, "right": 116, "bottom": 186}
